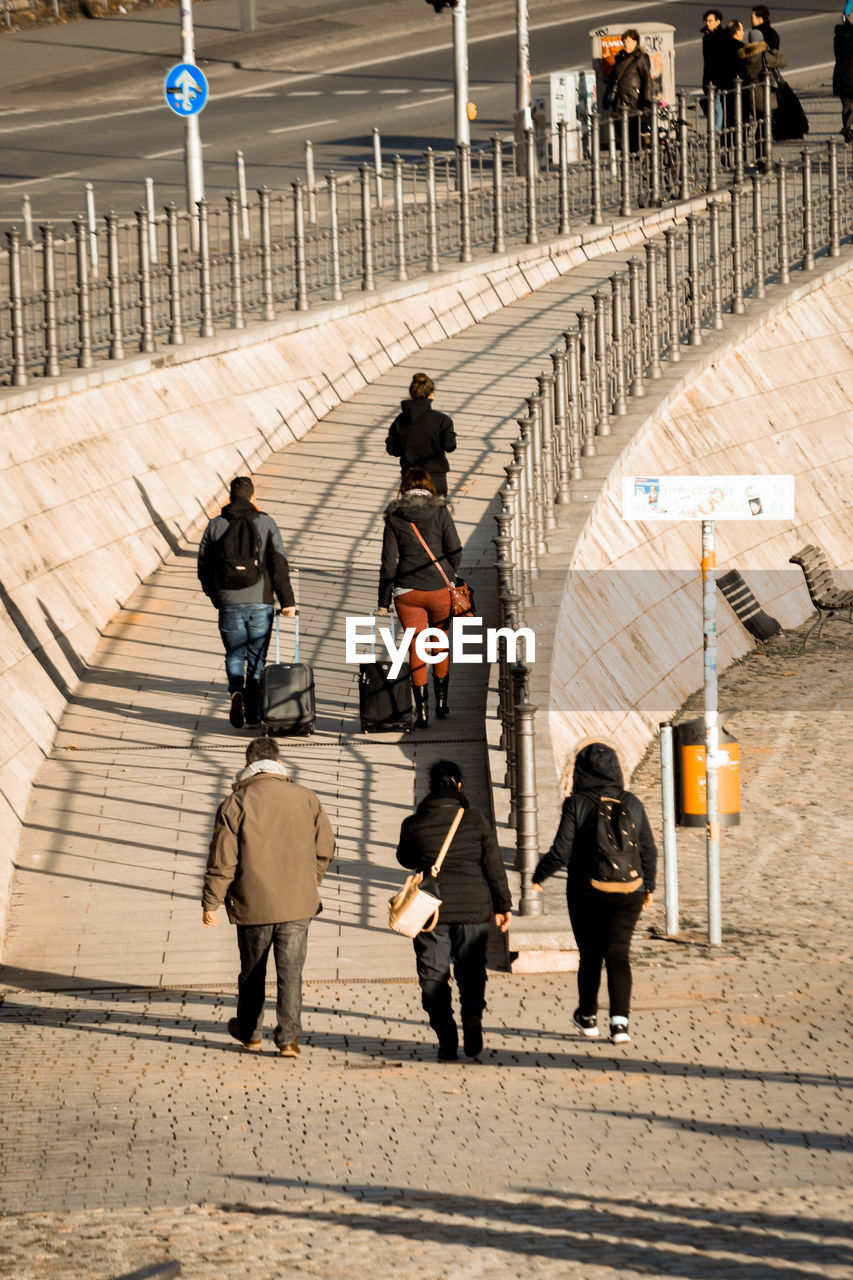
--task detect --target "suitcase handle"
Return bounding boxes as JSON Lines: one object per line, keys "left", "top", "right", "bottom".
{"left": 275, "top": 609, "right": 299, "bottom": 665}
{"left": 371, "top": 607, "right": 396, "bottom": 660}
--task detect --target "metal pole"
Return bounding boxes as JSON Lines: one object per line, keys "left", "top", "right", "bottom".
{"left": 85, "top": 182, "right": 99, "bottom": 278}
{"left": 659, "top": 722, "right": 679, "bottom": 937}
{"left": 702, "top": 519, "right": 721, "bottom": 946}
{"left": 557, "top": 118, "right": 570, "bottom": 235}
{"left": 776, "top": 162, "right": 790, "bottom": 285}
{"left": 145, "top": 176, "right": 158, "bottom": 264}
{"left": 372, "top": 128, "right": 383, "bottom": 206}
{"left": 458, "top": 141, "right": 473, "bottom": 262}
{"left": 620, "top": 107, "right": 632, "bottom": 217}
{"left": 136, "top": 207, "right": 155, "bottom": 354}
{"left": 537, "top": 372, "right": 557, "bottom": 530}
{"left": 165, "top": 202, "right": 184, "bottom": 344}
{"left": 678, "top": 89, "right": 690, "bottom": 201}
{"left": 6, "top": 229, "right": 28, "bottom": 386}
{"left": 513, "top": 665, "right": 542, "bottom": 917}
{"left": 327, "top": 172, "right": 343, "bottom": 302}
{"left": 665, "top": 227, "right": 681, "bottom": 362}
{"left": 40, "top": 222, "right": 60, "bottom": 378}
{"left": 628, "top": 257, "right": 645, "bottom": 397}
{"left": 709, "top": 200, "right": 724, "bottom": 329}
{"left": 360, "top": 164, "right": 375, "bottom": 291}
{"left": 687, "top": 213, "right": 702, "bottom": 345}
{"left": 74, "top": 217, "right": 93, "bottom": 368}
{"left": 828, "top": 139, "right": 841, "bottom": 258}
{"left": 515, "top": 0, "right": 531, "bottom": 127}
{"left": 239, "top": 0, "right": 256, "bottom": 31}
{"left": 235, "top": 151, "right": 250, "bottom": 239}
{"left": 227, "top": 192, "right": 245, "bottom": 328}
{"left": 650, "top": 96, "right": 661, "bottom": 207}
{"left": 425, "top": 148, "right": 440, "bottom": 272}
{"left": 578, "top": 307, "right": 596, "bottom": 456}
{"left": 565, "top": 327, "right": 584, "bottom": 476}
{"left": 258, "top": 186, "right": 276, "bottom": 321}
{"left": 304, "top": 140, "right": 317, "bottom": 225}
{"left": 593, "top": 289, "right": 611, "bottom": 436}
{"left": 292, "top": 179, "right": 309, "bottom": 311}
{"left": 181, "top": 0, "right": 204, "bottom": 251}
{"left": 492, "top": 135, "right": 506, "bottom": 253}
{"left": 105, "top": 211, "right": 125, "bottom": 360}
{"left": 645, "top": 240, "right": 662, "bottom": 379}
{"left": 393, "top": 155, "right": 408, "bottom": 281}
{"left": 551, "top": 348, "right": 572, "bottom": 503}
{"left": 453, "top": 0, "right": 470, "bottom": 150}
{"left": 802, "top": 149, "right": 815, "bottom": 270}
{"left": 525, "top": 128, "right": 539, "bottom": 245}
{"left": 752, "top": 171, "right": 765, "bottom": 299}
{"left": 610, "top": 273, "right": 628, "bottom": 413}
{"left": 590, "top": 110, "right": 603, "bottom": 226}
{"left": 706, "top": 84, "right": 718, "bottom": 194}
{"left": 762, "top": 72, "right": 774, "bottom": 171}
{"left": 197, "top": 198, "right": 215, "bottom": 338}
{"left": 733, "top": 77, "right": 744, "bottom": 187}
{"left": 731, "top": 183, "right": 745, "bottom": 313}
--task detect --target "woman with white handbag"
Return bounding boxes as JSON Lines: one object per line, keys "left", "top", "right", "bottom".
{"left": 395, "top": 760, "right": 512, "bottom": 1061}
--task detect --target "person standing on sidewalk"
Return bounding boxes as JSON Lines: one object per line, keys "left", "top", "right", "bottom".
{"left": 396, "top": 760, "right": 512, "bottom": 1061}
{"left": 385, "top": 373, "right": 457, "bottom": 497}
{"left": 197, "top": 476, "right": 296, "bottom": 729}
{"left": 202, "top": 736, "right": 335, "bottom": 1058}
{"left": 531, "top": 742, "right": 657, "bottom": 1045}
{"left": 834, "top": 4, "right": 853, "bottom": 142}
{"left": 377, "top": 468, "right": 462, "bottom": 728}
{"left": 702, "top": 10, "right": 728, "bottom": 131}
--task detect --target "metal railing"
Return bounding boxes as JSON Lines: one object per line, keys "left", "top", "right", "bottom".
{"left": 494, "top": 138, "right": 851, "bottom": 916}
{"left": 1, "top": 83, "right": 796, "bottom": 389}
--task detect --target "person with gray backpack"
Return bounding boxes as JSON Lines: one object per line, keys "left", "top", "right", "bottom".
{"left": 531, "top": 742, "right": 657, "bottom": 1045}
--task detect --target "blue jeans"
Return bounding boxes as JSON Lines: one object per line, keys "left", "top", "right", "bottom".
{"left": 218, "top": 604, "right": 274, "bottom": 693}
{"left": 235, "top": 919, "right": 310, "bottom": 1047}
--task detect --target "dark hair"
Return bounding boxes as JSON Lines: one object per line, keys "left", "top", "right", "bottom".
{"left": 703, "top": 9, "right": 723, "bottom": 21}
{"left": 230, "top": 475, "right": 255, "bottom": 501}
{"left": 621, "top": 27, "right": 640, "bottom": 43}
{"left": 751, "top": 4, "right": 769, "bottom": 21}
{"left": 727, "top": 18, "right": 743, "bottom": 35}
{"left": 246, "top": 736, "right": 280, "bottom": 764}
{"left": 409, "top": 372, "right": 434, "bottom": 400}
{"left": 429, "top": 759, "right": 463, "bottom": 792}
{"left": 400, "top": 467, "right": 436, "bottom": 495}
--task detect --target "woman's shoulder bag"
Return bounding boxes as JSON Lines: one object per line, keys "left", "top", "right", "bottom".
{"left": 408, "top": 521, "right": 476, "bottom": 619}
{"left": 388, "top": 808, "right": 464, "bottom": 938}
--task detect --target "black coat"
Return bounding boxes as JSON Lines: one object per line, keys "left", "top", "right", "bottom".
{"left": 532, "top": 743, "right": 657, "bottom": 897}
{"left": 834, "top": 21, "right": 853, "bottom": 97}
{"left": 386, "top": 399, "right": 457, "bottom": 478}
{"left": 750, "top": 19, "right": 780, "bottom": 51}
{"left": 378, "top": 491, "right": 462, "bottom": 609}
{"left": 396, "top": 789, "right": 512, "bottom": 922}
{"left": 703, "top": 27, "right": 732, "bottom": 91}
{"left": 607, "top": 48, "right": 653, "bottom": 112}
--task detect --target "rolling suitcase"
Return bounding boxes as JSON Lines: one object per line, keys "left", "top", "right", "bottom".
{"left": 358, "top": 611, "right": 413, "bottom": 734}
{"left": 260, "top": 612, "right": 315, "bottom": 736}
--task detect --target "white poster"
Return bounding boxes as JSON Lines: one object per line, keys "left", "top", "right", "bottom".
{"left": 622, "top": 475, "right": 795, "bottom": 522}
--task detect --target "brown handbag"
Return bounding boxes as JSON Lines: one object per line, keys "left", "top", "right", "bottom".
{"left": 388, "top": 808, "right": 465, "bottom": 938}
{"left": 408, "top": 522, "right": 476, "bottom": 618}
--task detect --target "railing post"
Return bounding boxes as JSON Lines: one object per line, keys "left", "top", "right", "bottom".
{"left": 664, "top": 227, "right": 681, "bottom": 362}
{"left": 492, "top": 134, "right": 506, "bottom": 253}
{"left": 165, "top": 203, "right": 184, "bottom": 344}
{"left": 360, "top": 164, "right": 375, "bottom": 292}
{"left": 227, "top": 192, "right": 245, "bottom": 328}
{"left": 564, "top": 328, "right": 584, "bottom": 477}
{"left": 762, "top": 72, "right": 774, "bottom": 171}
{"left": 258, "top": 187, "right": 276, "bottom": 321}
{"left": 322, "top": 172, "right": 342, "bottom": 302}
{"left": 610, "top": 273, "right": 628, "bottom": 413}
{"left": 304, "top": 139, "right": 317, "bottom": 225}
{"left": 828, "top": 138, "right": 841, "bottom": 258}
{"left": 590, "top": 109, "right": 603, "bottom": 226}
{"left": 709, "top": 200, "right": 724, "bottom": 329}
{"left": 292, "top": 179, "right": 309, "bottom": 311}
{"left": 392, "top": 155, "right": 408, "bottom": 282}
{"left": 105, "top": 211, "right": 125, "bottom": 360}
{"left": 593, "top": 288, "right": 612, "bottom": 435}
{"left": 578, "top": 307, "right": 596, "bottom": 455}
{"left": 733, "top": 77, "right": 745, "bottom": 186}
{"left": 620, "top": 107, "right": 632, "bottom": 217}
{"left": 557, "top": 118, "right": 571, "bottom": 234}
{"left": 801, "top": 149, "right": 815, "bottom": 270}
{"left": 513, "top": 664, "right": 543, "bottom": 918}
{"left": 73, "top": 217, "right": 94, "bottom": 368}
{"left": 645, "top": 240, "right": 662, "bottom": 379}
{"left": 686, "top": 213, "right": 702, "bottom": 345}
{"left": 628, "top": 256, "right": 645, "bottom": 396}
{"left": 776, "top": 162, "right": 790, "bottom": 285}
{"left": 751, "top": 171, "right": 765, "bottom": 299}
{"left": 649, "top": 96, "right": 661, "bottom": 207}
{"left": 197, "top": 199, "right": 215, "bottom": 338}
{"left": 537, "top": 371, "right": 557, "bottom": 530}
{"left": 425, "top": 148, "right": 440, "bottom": 273}
{"left": 731, "top": 184, "right": 745, "bottom": 314}
{"left": 678, "top": 88, "right": 690, "bottom": 200}
{"left": 521, "top": 406, "right": 545, "bottom": 561}
{"left": 551, "top": 347, "right": 572, "bottom": 503}
{"left": 706, "top": 84, "right": 718, "bottom": 194}
{"left": 525, "top": 128, "right": 539, "bottom": 244}
{"left": 135, "top": 206, "right": 155, "bottom": 354}
{"left": 6, "top": 228, "right": 29, "bottom": 385}
{"left": 458, "top": 141, "right": 473, "bottom": 262}
{"left": 40, "top": 223, "right": 60, "bottom": 378}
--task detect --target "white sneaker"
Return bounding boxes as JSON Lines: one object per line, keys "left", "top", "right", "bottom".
{"left": 610, "top": 1019, "right": 630, "bottom": 1044}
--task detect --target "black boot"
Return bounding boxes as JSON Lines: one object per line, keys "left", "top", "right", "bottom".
{"left": 434, "top": 1018, "right": 458, "bottom": 1062}
{"left": 434, "top": 673, "right": 450, "bottom": 719}
{"left": 413, "top": 684, "right": 429, "bottom": 729}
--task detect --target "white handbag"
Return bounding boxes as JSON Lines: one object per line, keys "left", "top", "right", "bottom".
{"left": 388, "top": 808, "right": 464, "bottom": 938}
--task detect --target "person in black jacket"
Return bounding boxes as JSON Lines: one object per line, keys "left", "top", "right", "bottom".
{"left": 748, "top": 4, "right": 780, "bottom": 51}
{"left": 702, "top": 10, "right": 728, "bottom": 130}
{"left": 532, "top": 742, "right": 657, "bottom": 1045}
{"left": 386, "top": 372, "right": 457, "bottom": 497}
{"left": 378, "top": 468, "right": 462, "bottom": 728}
{"left": 834, "top": 8, "right": 853, "bottom": 142}
{"left": 396, "top": 760, "right": 512, "bottom": 1061}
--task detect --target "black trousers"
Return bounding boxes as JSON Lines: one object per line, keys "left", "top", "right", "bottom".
{"left": 568, "top": 888, "right": 644, "bottom": 1020}
{"left": 412, "top": 921, "right": 489, "bottom": 1034}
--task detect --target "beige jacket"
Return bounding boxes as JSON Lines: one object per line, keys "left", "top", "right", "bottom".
{"left": 203, "top": 765, "right": 335, "bottom": 925}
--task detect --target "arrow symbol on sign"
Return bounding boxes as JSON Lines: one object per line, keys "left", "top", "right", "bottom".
{"left": 173, "top": 69, "right": 200, "bottom": 111}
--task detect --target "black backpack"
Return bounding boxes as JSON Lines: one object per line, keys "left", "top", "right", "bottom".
{"left": 589, "top": 793, "right": 644, "bottom": 892}
{"left": 216, "top": 515, "right": 263, "bottom": 590}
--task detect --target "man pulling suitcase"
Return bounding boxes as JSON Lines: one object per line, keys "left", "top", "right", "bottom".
{"left": 197, "top": 475, "right": 296, "bottom": 729}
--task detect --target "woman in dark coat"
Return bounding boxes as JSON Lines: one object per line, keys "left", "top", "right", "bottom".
{"left": 833, "top": 9, "right": 853, "bottom": 142}
{"left": 378, "top": 468, "right": 462, "bottom": 727}
{"left": 532, "top": 742, "right": 657, "bottom": 1045}
{"left": 604, "top": 29, "right": 653, "bottom": 153}
{"left": 386, "top": 372, "right": 457, "bottom": 497}
{"left": 396, "top": 759, "right": 512, "bottom": 1061}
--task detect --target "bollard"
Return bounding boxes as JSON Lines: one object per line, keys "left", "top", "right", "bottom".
{"left": 85, "top": 182, "right": 99, "bottom": 278}
{"left": 706, "top": 84, "right": 718, "bottom": 194}
{"left": 292, "top": 180, "right": 309, "bottom": 311}
{"left": 145, "top": 176, "right": 158, "bottom": 265}
{"left": 645, "top": 240, "right": 662, "bottom": 379}
{"left": 372, "top": 127, "right": 383, "bottom": 205}
{"left": 6, "top": 229, "right": 29, "bottom": 385}
{"left": 761, "top": 73, "right": 774, "bottom": 172}
{"left": 649, "top": 97, "right": 661, "bottom": 207}
{"left": 709, "top": 200, "right": 724, "bottom": 329}
{"left": 619, "top": 107, "right": 632, "bottom": 217}
{"left": 557, "top": 119, "right": 571, "bottom": 235}
{"left": 551, "top": 348, "right": 572, "bottom": 503}
{"left": 610, "top": 273, "right": 628, "bottom": 413}
{"left": 425, "top": 148, "right": 440, "bottom": 273}
{"left": 74, "top": 217, "right": 94, "bottom": 368}
{"left": 590, "top": 110, "right": 603, "bottom": 225}
{"left": 197, "top": 199, "right": 215, "bottom": 338}
{"left": 537, "top": 372, "right": 558, "bottom": 529}
{"left": 678, "top": 90, "right": 690, "bottom": 201}
{"left": 326, "top": 172, "right": 343, "bottom": 302}
{"left": 733, "top": 78, "right": 745, "bottom": 186}
{"left": 628, "top": 257, "right": 645, "bottom": 397}
{"left": 664, "top": 227, "right": 682, "bottom": 361}
{"left": 492, "top": 134, "right": 506, "bottom": 253}
{"left": 40, "top": 223, "right": 60, "bottom": 378}
{"left": 226, "top": 193, "right": 245, "bottom": 328}
{"left": 136, "top": 207, "right": 155, "bottom": 354}
{"left": 360, "top": 165, "right": 375, "bottom": 291}
{"left": 801, "top": 149, "right": 815, "bottom": 270}
{"left": 458, "top": 141, "right": 473, "bottom": 263}
{"left": 165, "top": 203, "right": 184, "bottom": 344}
{"left": 258, "top": 187, "right": 275, "bottom": 321}
{"left": 593, "top": 289, "right": 612, "bottom": 435}
{"left": 731, "top": 184, "right": 745, "bottom": 313}
{"left": 751, "top": 172, "right": 765, "bottom": 299}
{"left": 659, "top": 722, "right": 679, "bottom": 936}
{"left": 235, "top": 151, "right": 250, "bottom": 239}
{"left": 105, "top": 212, "right": 125, "bottom": 360}
{"left": 828, "top": 139, "right": 841, "bottom": 258}
{"left": 687, "top": 214, "right": 702, "bottom": 345}
{"left": 578, "top": 308, "right": 596, "bottom": 455}
{"left": 513, "top": 665, "right": 543, "bottom": 918}
{"left": 304, "top": 140, "right": 317, "bottom": 225}
{"left": 525, "top": 128, "right": 539, "bottom": 244}
{"left": 393, "top": 155, "right": 408, "bottom": 282}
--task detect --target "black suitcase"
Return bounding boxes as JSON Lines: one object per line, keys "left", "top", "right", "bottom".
{"left": 260, "top": 613, "right": 315, "bottom": 736}
{"left": 359, "top": 613, "right": 413, "bottom": 733}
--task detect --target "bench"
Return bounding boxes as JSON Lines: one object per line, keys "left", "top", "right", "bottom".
{"left": 789, "top": 544, "right": 853, "bottom": 649}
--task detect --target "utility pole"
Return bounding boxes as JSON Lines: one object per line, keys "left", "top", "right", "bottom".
{"left": 452, "top": 0, "right": 470, "bottom": 148}
{"left": 516, "top": 0, "right": 531, "bottom": 129}
{"left": 180, "top": 0, "right": 205, "bottom": 248}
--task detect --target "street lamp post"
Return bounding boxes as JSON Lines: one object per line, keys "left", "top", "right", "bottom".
{"left": 452, "top": 0, "right": 470, "bottom": 149}
{"left": 516, "top": 0, "right": 531, "bottom": 129}
{"left": 180, "top": 0, "right": 205, "bottom": 248}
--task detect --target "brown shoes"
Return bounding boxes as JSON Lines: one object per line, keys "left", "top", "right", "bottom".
{"left": 227, "top": 1017, "right": 261, "bottom": 1051}
{"left": 279, "top": 1038, "right": 301, "bottom": 1058}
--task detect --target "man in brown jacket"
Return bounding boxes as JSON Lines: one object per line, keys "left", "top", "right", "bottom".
{"left": 202, "top": 736, "right": 335, "bottom": 1058}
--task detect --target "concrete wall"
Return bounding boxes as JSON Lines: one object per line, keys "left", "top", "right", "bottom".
{"left": 547, "top": 266, "right": 853, "bottom": 790}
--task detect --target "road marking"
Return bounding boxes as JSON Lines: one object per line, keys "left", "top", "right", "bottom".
{"left": 269, "top": 118, "right": 338, "bottom": 134}
{"left": 244, "top": 91, "right": 278, "bottom": 98}
{"left": 379, "top": 88, "right": 411, "bottom": 94}
{"left": 144, "top": 148, "right": 183, "bottom": 159}
{"left": 334, "top": 89, "right": 369, "bottom": 95}
{"left": 287, "top": 90, "right": 322, "bottom": 97}
{"left": 397, "top": 93, "right": 454, "bottom": 110}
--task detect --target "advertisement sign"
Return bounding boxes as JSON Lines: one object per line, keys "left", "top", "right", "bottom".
{"left": 621, "top": 475, "right": 796, "bottom": 522}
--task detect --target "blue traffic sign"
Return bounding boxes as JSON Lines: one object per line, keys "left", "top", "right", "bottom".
{"left": 164, "top": 63, "right": 209, "bottom": 117}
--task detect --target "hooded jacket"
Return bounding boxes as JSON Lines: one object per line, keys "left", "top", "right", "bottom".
{"left": 203, "top": 763, "right": 335, "bottom": 924}
{"left": 197, "top": 497, "right": 296, "bottom": 609}
{"left": 532, "top": 743, "right": 657, "bottom": 895}
{"left": 396, "top": 787, "right": 512, "bottom": 922}
{"left": 386, "top": 399, "right": 457, "bottom": 477}
{"left": 378, "top": 490, "right": 462, "bottom": 609}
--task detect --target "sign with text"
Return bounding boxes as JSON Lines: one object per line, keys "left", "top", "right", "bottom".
{"left": 622, "top": 475, "right": 796, "bottom": 522}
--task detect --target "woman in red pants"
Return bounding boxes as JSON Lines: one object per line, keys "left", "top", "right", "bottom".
{"left": 378, "top": 468, "right": 462, "bottom": 728}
